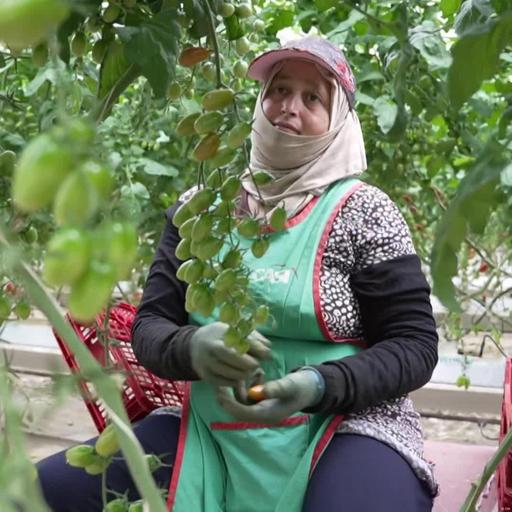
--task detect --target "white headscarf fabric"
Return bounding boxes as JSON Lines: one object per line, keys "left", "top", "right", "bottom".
{"left": 240, "top": 61, "right": 367, "bottom": 220}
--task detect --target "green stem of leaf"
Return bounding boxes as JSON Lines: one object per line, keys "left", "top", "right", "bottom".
{"left": 93, "top": 64, "right": 141, "bottom": 123}
{"left": 460, "top": 427, "right": 512, "bottom": 511}
{"left": 0, "top": 227, "right": 167, "bottom": 512}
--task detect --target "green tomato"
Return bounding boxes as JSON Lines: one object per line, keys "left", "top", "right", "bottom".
{"left": 23, "top": 225, "right": 38, "bottom": 244}
{"left": 102, "top": 4, "right": 121, "bottom": 23}
{"left": 219, "top": 2, "right": 235, "bottom": 17}
{"left": 43, "top": 228, "right": 91, "bottom": 286}
{"left": 0, "top": 297, "right": 11, "bottom": 320}
{"left": 84, "top": 457, "right": 110, "bottom": 475}
{"left": 14, "top": 300, "right": 31, "bottom": 320}
{"left": 0, "top": 0, "right": 70, "bottom": 51}
{"left": 201, "top": 61, "right": 217, "bottom": 82}
{"left": 104, "top": 498, "right": 129, "bottom": 512}
{"left": 237, "top": 217, "right": 259, "bottom": 238}
{"left": 65, "top": 445, "right": 97, "bottom": 468}
{"left": 81, "top": 160, "right": 114, "bottom": 201}
{"left": 253, "top": 19, "right": 265, "bottom": 32}
{"left": 68, "top": 261, "right": 116, "bottom": 322}
{"left": 71, "top": 32, "right": 87, "bottom": 57}
{"left": 235, "top": 3, "right": 252, "bottom": 18}
{"left": 214, "top": 268, "right": 237, "bottom": 292}
{"left": 235, "top": 36, "right": 251, "bottom": 56}
{"left": 251, "top": 237, "right": 269, "bottom": 258}
{"left": 85, "top": 16, "right": 101, "bottom": 33}
{"left": 191, "top": 214, "right": 214, "bottom": 242}
{"left": 269, "top": 207, "right": 287, "bottom": 231}
{"left": 233, "top": 59, "right": 248, "bottom": 78}
{"left": 12, "top": 133, "right": 74, "bottom": 212}
{"left": 168, "top": 81, "right": 181, "bottom": 100}
{"left": 187, "top": 188, "right": 216, "bottom": 214}
{"left": 220, "top": 175, "right": 241, "bottom": 201}
{"left": 0, "top": 150, "right": 16, "bottom": 177}
{"left": 103, "top": 222, "right": 138, "bottom": 280}
{"left": 95, "top": 424, "right": 119, "bottom": 457}
{"left": 226, "top": 122, "right": 251, "bottom": 149}
{"left": 31, "top": 43, "right": 48, "bottom": 66}
{"left": 53, "top": 171, "right": 99, "bottom": 227}
{"left": 92, "top": 39, "right": 108, "bottom": 64}
{"left": 253, "top": 304, "right": 269, "bottom": 324}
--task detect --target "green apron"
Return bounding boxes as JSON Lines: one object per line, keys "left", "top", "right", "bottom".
{"left": 167, "top": 178, "right": 365, "bottom": 512}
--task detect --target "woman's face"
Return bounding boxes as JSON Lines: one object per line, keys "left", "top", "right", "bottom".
{"left": 262, "top": 60, "right": 331, "bottom": 136}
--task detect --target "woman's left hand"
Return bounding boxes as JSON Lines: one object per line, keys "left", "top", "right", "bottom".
{"left": 216, "top": 370, "right": 324, "bottom": 424}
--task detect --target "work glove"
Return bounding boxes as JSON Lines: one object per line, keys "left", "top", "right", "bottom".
{"left": 216, "top": 367, "right": 325, "bottom": 424}
{"left": 190, "top": 322, "right": 272, "bottom": 387}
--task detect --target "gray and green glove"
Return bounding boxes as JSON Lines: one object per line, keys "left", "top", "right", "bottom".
{"left": 190, "top": 322, "right": 272, "bottom": 387}
{"left": 216, "top": 367, "right": 325, "bottom": 424}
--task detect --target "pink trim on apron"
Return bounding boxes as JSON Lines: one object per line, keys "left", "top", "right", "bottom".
{"left": 166, "top": 383, "right": 192, "bottom": 511}
{"left": 261, "top": 196, "right": 320, "bottom": 234}
{"left": 312, "top": 181, "right": 367, "bottom": 345}
{"left": 210, "top": 415, "right": 309, "bottom": 430}
{"left": 309, "top": 415, "right": 344, "bottom": 475}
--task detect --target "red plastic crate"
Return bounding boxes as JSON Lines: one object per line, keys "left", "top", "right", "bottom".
{"left": 498, "top": 358, "right": 512, "bottom": 510}
{"left": 53, "top": 302, "right": 184, "bottom": 433}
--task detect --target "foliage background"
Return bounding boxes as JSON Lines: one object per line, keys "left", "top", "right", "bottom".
{"left": 0, "top": 0, "right": 511, "bottom": 509}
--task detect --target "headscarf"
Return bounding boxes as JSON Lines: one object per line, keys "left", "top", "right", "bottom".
{"left": 240, "top": 42, "right": 367, "bottom": 221}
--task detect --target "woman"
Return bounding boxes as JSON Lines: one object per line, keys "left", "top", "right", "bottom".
{"left": 37, "top": 36, "right": 438, "bottom": 511}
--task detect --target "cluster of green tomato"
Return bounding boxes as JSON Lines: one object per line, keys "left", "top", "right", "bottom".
{"left": 172, "top": 167, "right": 287, "bottom": 353}
{"left": 11, "top": 119, "right": 137, "bottom": 323}
{"left": 65, "top": 423, "right": 162, "bottom": 511}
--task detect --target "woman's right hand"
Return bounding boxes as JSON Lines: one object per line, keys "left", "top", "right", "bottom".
{"left": 189, "top": 322, "right": 272, "bottom": 387}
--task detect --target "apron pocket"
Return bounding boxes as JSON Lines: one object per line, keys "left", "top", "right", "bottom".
{"left": 210, "top": 415, "right": 311, "bottom": 512}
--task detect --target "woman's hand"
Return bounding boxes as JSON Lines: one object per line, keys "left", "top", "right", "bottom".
{"left": 216, "top": 369, "right": 325, "bottom": 424}
{"left": 190, "top": 322, "right": 271, "bottom": 387}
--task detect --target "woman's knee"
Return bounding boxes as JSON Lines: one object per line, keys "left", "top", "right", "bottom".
{"left": 303, "top": 433, "right": 433, "bottom": 512}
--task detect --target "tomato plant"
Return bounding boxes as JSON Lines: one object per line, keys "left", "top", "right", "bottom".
{"left": 0, "top": 0, "right": 511, "bottom": 509}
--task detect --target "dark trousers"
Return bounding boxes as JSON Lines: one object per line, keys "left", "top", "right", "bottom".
{"left": 37, "top": 413, "right": 433, "bottom": 511}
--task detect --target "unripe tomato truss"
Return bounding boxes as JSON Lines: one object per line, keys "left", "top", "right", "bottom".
{"left": 160, "top": 11, "right": 284, "bottom": 355}
{"left": 12, "top": 117, "right": 138, "bottom": 323}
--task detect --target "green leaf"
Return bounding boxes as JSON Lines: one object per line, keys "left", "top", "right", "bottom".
{"left": 24, "top": 60, "right": 65, "bottom": 96}
{"left": 501, "top": 163, "right": 512, "bottom": 186}
{"left": 314, "top": 0, "right": 337, "bottom": 11}
{"left": 268, "top": 10, "right": 295, "bottom": 34}
{"left": 373, "top": 96, "right": 398, "bottom": 134}
{"left": 454, "top": 0, "right": 494, "bottom": 34}
{"left": 98, "top": 41, "right": 131, "bottom": 99}
{"left": 183, "top": 0, "right": 209, "bottom": 38}
{"left": 448, "top": 12, "right": 512, "bottom": 109}
{"left": 224, "top": 15, "right": 244, "bottom": 41}
{"left": 431, "top": 144, "right": 507, "bottom": 311}
{"left": 117, "top": 10, "right": 180, "bottom": 98}
{"left": 440, "top": 0, "right": 462, "bottom": 16}
{"left": 327, "top": 9, "right": 365, "bottom": 36}
{"left": 57, "top": 11, "right": 85, "bottom": 63}
{"left": 409, "top": 21, "right": 452, "bottom": 70}
{"left": 136, "top": 158, "right": 179, "bottom": 177}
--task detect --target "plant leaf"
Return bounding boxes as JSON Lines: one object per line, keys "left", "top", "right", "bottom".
{"left": 440, "top": 0, "right": 462, "bottom": 16}
{"left": 136, "top": 158, "right": 179, "bottom": 177}
{"left": 373, "top": 96, "right": 398, "bottom": 134}
{"left": 409, "top": 21, "right": 452, "bottom": 70}
{"left": 117, "top": 9, "right": 180, "bottom": 98}
{"left": 431, "top": 143, "right": 507, "bottom": 311}
{"left": 98, "top": 41, "right": 131, "bottom": 99}
{"left": 448, "top": 12, "right": 512, "bottom": 109}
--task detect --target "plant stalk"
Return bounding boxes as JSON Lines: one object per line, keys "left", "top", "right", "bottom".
{"left": 0, "top": 228, "right": 167, "bottom": 512}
